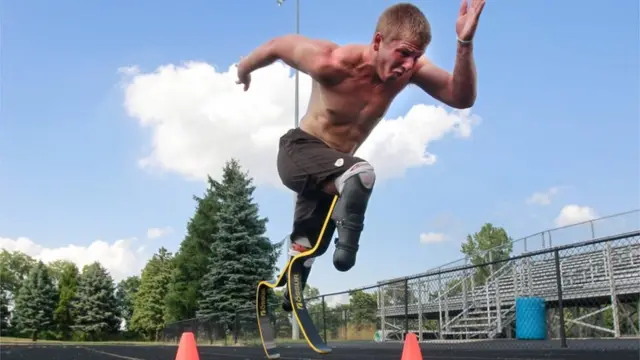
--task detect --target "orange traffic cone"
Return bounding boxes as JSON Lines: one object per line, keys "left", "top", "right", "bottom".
{"left": 175, "top": 332, "right": 200, "bottom": 360}
{"left": 400, "top": 332, "right": 422, "bottom": 360}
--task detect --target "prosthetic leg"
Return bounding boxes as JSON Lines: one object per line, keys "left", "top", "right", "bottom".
{"left": 331, "top": 161, "right": 376, "bottom": 272}
{"left": 281, "top": 238, "right": 314, "bottom": 312}
{"left": 256, "top": 161, "right": 374, "bottom": 358}
{"left": 256, "top": 197, "right": 338, "bottom": 359}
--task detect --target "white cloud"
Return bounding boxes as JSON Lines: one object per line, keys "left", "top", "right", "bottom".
{"left": 526, "top": 186, "right": 561, "bottom": 206}
{"left": 0, "top": 236, "right": 148, "bottom": 282}
{"left": 146, "top": 226, "right": 172, "bottom": 240}
{"left": 120, "top": 61, "right": 480, "bottom": 187}
{"left": 419, "top": 232, "right": 446, "bottom": 244}
{"left": 555, "top": 205, "right": 598, "bottom": 227}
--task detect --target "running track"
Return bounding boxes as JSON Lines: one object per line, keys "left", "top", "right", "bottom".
{"left": 1, "top": 339, "right": 638, "bottom": 360}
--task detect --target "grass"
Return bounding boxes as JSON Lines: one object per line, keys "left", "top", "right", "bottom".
{"left": 0, "top": 337, "right": 178, "bottom": 346}
{"left": 1, "top": 336, "right": 269, "bottom": 348}
{"left": 327, "top": 324, "right": 377, "bottom": 342}
{"left": 1, "top": 325, "right": 378, "bottom": 347}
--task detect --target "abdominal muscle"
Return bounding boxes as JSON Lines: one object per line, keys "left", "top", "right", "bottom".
{"left": 298, "top": 78, "right": 403, "bottom": 155}
{"left": 299, "top": 114, "right": 370, "bottom": 155}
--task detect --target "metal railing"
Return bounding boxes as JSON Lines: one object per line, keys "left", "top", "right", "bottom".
{"left": 378, "top": 209, "right": 640, "bottom": 284}
{"left": 161, "top": 229, "right": 640, "bottom": 348}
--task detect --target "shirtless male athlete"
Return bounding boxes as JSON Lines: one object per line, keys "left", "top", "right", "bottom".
{"left": 236, "top": 0, "right": 485, "bottom": 311}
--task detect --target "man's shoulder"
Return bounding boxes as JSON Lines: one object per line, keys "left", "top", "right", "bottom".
{"left": 304, "top": 38, "right": 365, "bottom": 64}
{"left": 331, "top": 44, "right": 367, "bottom": 67}
{"left": 305, "top": 41, "right": 366, "bottom": 84}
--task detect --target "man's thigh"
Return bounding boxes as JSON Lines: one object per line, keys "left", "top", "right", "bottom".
{"left": 277, "top": 128, "right": 362, "bottom": 249}
{"left": 277, "top": 128, "right": 363, "bottom": 195}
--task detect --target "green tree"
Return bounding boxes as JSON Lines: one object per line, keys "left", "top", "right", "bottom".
{"left": 197, "top": 159, "right": 281, "bottom": 330}
{"left": 349, "top": 290, "right": 377, "bottom": 330}
{"left": 324, "top": 302, "right": 349, "bottom": 339}
{"left": 0, "top": 250, "right": 37, "bottom": 297}
{"left": 382, "top": 280, "right": 417, "bottom": 307}
{"left": 0, "top": 250, "right": 38, "bottom": 334}
{"left": 130, "top": 247, "right": 174, "bottom": 340}
{"left": 270, "top": 288, "right": 293, "bottom": 338}
{"left": 47, "top": 260, "right": 75, "bottom": 285}
{"left": 266, "top": 285, "right": 322, "bottom": 339}
{"left": 165, "top": 181, "right": 221, "bottom": 323}
{"left": 72, "top": 262, "right": 120, "bottom": 340}
{"left": 305, "top": 286, "right": 322, "bottom": 315}
{"left": 305, "top": 286, "right": 320, "bottom": 301}
{"left": 116, "top": 275, "right": 140, "bottom": 331}
{"left": 12, "top": 261, "right": 57, "bottom": 341}
{"left": 53, "top": 262, "right": 79, "bottom": 340}
{"left": 460, "top": 223, "right": 513, "bottom": 285}
{"left": 0, "top": 289, "right": 9, "bottom": 335}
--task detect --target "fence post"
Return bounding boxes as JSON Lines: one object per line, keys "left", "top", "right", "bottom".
{"left": 553, "top": 249, "right": 567, "bottom": 348}
{"left": 321, "top": 295, "right": 327, "bottom": 343}
{"left": 404, "top": 278, "right": 409, "bottom": 339}
{"left": 234, "top": 310, "right": 239, "bottom": 345}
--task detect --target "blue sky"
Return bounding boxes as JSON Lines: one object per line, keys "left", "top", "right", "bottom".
{"left": 1, "top": 0, "right": 638, "bottom": 298}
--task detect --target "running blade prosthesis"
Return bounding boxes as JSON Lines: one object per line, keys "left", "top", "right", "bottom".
{"left": 256, "top": 195, "right": 338, "bottom": 359}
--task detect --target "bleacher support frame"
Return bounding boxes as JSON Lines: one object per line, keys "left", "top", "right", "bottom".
{"left": 376, "top": 231, "right": 640, "bottom": 341}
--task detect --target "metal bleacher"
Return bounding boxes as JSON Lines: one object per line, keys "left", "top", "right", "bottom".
{"left": 376, "top": 231, "right": 640, "bottom": 340}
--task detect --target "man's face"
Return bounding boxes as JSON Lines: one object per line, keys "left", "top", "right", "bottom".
{"left": 373, "top": 33, "right": 425, "bottom": 82}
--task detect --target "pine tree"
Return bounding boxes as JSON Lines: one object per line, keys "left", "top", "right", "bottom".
{"left": 12, "top": 261, "right": 57, "bottom": 341}
{"left": 53, "top": 262, "right": 79, "bottom": 340}
{"left": 72, "top": 262, "right": 120, "bottom": 340}
{"left": 165, "top": 180, "right": 220, "bottom": 322}
{"left": 197, "top": 159, "right": 281, "bottom": 329}
{"left": 129, "top": 247, "right": 174, "bottom": 340}
{"left": 115, "top": 275, "right": 140, "bottom": 332}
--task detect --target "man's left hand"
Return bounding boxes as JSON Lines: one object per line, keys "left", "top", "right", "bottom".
{"left": 455, "top": 0, "right": 486, "bottom": 42}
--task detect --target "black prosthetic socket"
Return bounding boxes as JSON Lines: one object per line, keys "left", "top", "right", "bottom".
{"left": 331, "top": 174, "right": 372, "bottom": 272}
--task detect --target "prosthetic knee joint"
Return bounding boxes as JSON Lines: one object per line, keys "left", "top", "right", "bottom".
{"left": 331, "top": 161, "right": 375, "bottom": 272}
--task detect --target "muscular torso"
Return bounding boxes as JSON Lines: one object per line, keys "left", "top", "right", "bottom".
{"left": 299, "top": 45, "right": 411, "bottom": 154}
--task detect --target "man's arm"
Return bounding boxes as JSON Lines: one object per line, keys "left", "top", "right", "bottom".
{"left": 410, "top": 42, "right": 477, "bottom": 109}
{"left": 237, "top": 34, "right": 339, "bottom": 81}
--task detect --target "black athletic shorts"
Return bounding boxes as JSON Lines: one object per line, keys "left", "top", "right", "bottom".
{"left": 277, "top": 127, "right": 364, "bottom": 247}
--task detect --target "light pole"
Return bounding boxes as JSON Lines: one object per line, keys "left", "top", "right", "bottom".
{"left": 276, "top": 0, "right": 301, "bottom": 341}
{"left": 277, "top": 0, "right": 300, "bottom": 129}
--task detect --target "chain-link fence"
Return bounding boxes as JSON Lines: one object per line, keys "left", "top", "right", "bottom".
{"left": 161, "top": 216, "right": 640, "bottom": 349}
{"left": 161, "top": 230, "right": 640, "bottom": 348}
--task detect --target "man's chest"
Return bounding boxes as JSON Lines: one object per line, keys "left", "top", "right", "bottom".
{"left": 318, "top": 78, "right": 406, "bottom": 122}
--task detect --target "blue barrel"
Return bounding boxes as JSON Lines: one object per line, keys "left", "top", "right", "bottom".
{"left": 515, "top": 297, "right": 546, "bottom": 340}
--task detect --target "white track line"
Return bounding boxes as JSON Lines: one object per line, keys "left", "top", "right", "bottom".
{"left": 79, "top": 346, "right": 144, "bottom": 360}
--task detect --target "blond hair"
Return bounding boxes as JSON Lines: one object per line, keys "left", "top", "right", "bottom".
{"left": 375, "top": 3, "right": 431, "bottom": 48}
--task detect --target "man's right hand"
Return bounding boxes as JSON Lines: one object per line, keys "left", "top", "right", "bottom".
{"left": 236, "top": 60, "right": 251, "bottom": 91}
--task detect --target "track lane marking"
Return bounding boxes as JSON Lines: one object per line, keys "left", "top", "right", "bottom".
{"left": 79, "top": 346, "right": 144, "bottom": 360}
